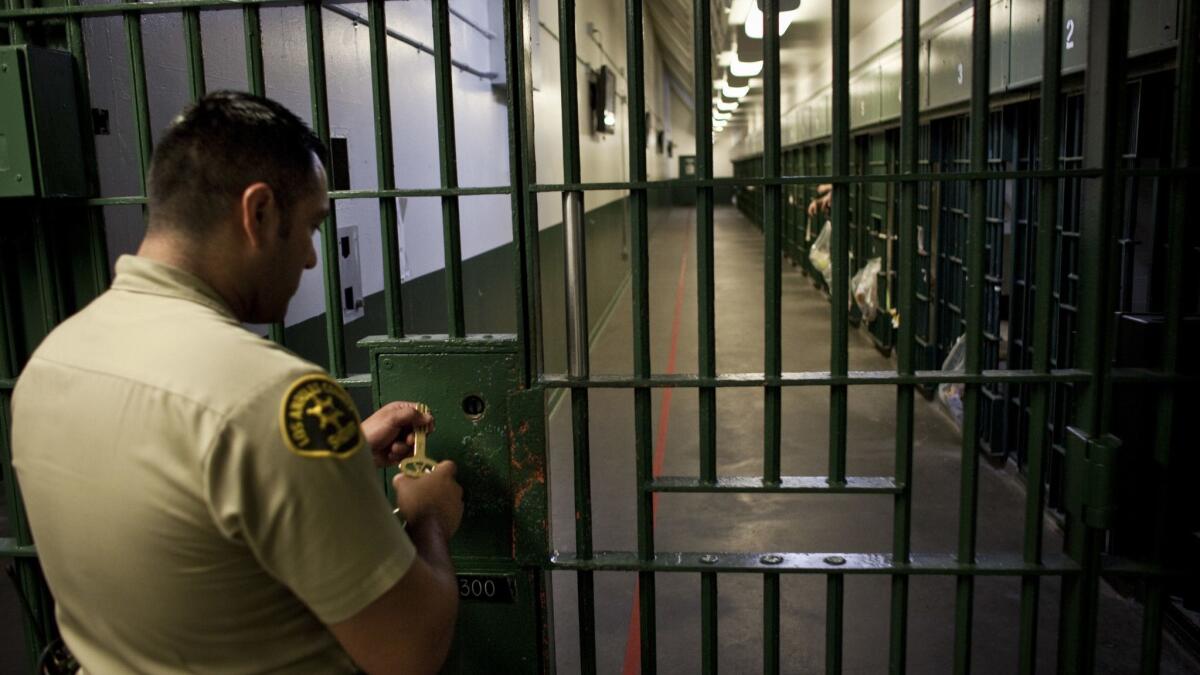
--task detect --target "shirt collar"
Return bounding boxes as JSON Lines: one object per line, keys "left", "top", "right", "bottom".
{"left": 111, "top": 255, "right": 236, "bottom": 319}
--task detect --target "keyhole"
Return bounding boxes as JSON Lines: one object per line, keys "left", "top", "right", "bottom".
{"left": 462, "top": 395, "right": 486, "bottom": 418}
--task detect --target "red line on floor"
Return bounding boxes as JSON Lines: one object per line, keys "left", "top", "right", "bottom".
{"left": 621, "top": 239, "right": 690, "bottom": 675}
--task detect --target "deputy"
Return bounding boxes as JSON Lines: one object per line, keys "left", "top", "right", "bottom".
{"left": 12, "top": 91, "right": 463, "bottom": 674}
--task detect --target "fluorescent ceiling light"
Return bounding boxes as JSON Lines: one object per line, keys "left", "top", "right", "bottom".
{"left": 722, "top": 83, "right": 750, "bottom": 99}
{"left": 714, "top": 98, "right": 739, "bottom": 112}
{"left": 713, "top": 110, "right": 732, "bottom": 121}
{"left": 717, "top": 50, "right": 736, "bottom": 67}
{"left": 713, "top": 78, "right": 729, "bottom": 91}
{"left": 729, "top": 55, "right": 763, "bottom": 78}
{"left": 744, "top": 5, "right": 801, "bottom": 39}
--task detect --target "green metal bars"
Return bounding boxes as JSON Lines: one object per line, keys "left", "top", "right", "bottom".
{"left": 888, "top": 1, "right": 920, "bottom": 672}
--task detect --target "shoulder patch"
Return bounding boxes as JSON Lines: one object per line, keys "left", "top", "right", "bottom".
{"left": 278, "top": 374, "right": 364, "bottom": 459}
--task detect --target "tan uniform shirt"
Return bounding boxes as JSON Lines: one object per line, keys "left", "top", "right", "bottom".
{"left": 12, "top": 255, "right": 416, "bottom": 674}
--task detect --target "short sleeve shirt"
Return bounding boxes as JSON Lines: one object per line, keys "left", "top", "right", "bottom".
{"left": 12, "top": 255, "right": 415, "bottom": 674}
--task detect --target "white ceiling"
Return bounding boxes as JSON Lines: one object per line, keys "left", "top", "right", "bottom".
{"left": 646, "top": 0, "right": 965, "bottom": 129}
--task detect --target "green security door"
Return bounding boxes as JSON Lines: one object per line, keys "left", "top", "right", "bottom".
{"left": 1, "top": 0, "right": 1198, "bottom": 674}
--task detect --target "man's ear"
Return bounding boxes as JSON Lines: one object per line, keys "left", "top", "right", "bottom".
{"left": 239, "top": 182, "right": 278, "bottom": 250}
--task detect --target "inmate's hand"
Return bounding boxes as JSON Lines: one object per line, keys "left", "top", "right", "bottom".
{"left": 393, "top": 460, "right": 464, "bottom": 541}
{"left": 360, "top": 401, "right": 435, "bottom": 467}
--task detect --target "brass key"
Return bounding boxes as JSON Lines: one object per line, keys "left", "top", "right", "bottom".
{"left": 398, "top": 402, "right": 437, "bottom": 478}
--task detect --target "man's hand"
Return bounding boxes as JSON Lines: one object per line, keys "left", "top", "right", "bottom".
{"left": 393, "top": 460, "right": 464, "bottom": 541}
{"left": 360, "top": 401, "right": 435, "bottom": 467}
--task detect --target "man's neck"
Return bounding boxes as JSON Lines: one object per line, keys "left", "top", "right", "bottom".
{"left": 137, "top": 232, "right": 250, "bottom": 319}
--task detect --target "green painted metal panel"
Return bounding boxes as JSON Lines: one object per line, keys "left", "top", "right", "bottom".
{"left": 0, "top": 48, "right": 36, "bottom": 199}
{"left": 880, "top": 52, "right": 902, "bottom": 122}
{"left": 926, "top": 3, "right": 1009, "bottom": 111}
{"left": 850, "top": 64, "right": 882, "bottom": 130}
{"left": 928, "top": 13, "right": 973, "bottom": 110}
{"left": 1128, "top": 0, "right": 1178, "bottom": 56}
{"left": 368, "top": 337, "right": 547, "bottom": 673}
{"left": 373, "top": 342, "right": 520, "bottom": 558}
{"left": 0, "top": 46, "right": 86, "bottom": 199}
{"left": 1009, "top": 0, "right": 1088, "bottom": 88}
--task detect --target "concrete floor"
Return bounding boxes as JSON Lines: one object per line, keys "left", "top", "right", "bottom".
{"left": 546, "top": 205, "right": 1199, "bottom": 674}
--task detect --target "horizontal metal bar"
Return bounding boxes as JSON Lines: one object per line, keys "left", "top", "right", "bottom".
{"left": 332, "top": 186, "right": 511, "bottom": 199}
{"left": 539, "top": 369, "right": 1094, "bottom": 389}
{"left": 0, "top": 0, "right": 295, "bottom": 19}
{"left": 1107, "top": 368, "right": 1200, "bottom": 385}
{"left": 359, "top": 334, "right": 519, "bottom": 351}
{"left": 648, "top": 476, "right": 900, "bottom": 494}
{"left": 336, "top": 373, "right": 371, "bottom": 389}
{"left": 87, "top": 196, "right": 148, "bottom": 206}
{"left": 549, "top": 551, "right": 1080, "bottom": 575}
{"left": 530, "top": 167, "right": 1199, "bottom": 193}
{"left": 0, "top": 538, "right": 37, "bottom": 558}
{"left": 87, "top": 185, "right": 512, "bottom": 207}
{"left": 75, "top": 171, "right": 1185, "bottom": 207}
{"left": 324, "top": 4, "right": 497, "bottom": 80}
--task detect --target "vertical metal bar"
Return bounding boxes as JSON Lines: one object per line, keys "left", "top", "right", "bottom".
{"left": 827, "top": 4, "right": 850, "bottom": 671}
{"left": 694, "top": 4, "right": 718, "bottom": 670}
{"left": 556, "top": 1, "right": 595, "bottom": 671}
{"left": 889, "top": 2, "right": 920, "bottom": 673}
{"left": 763, "top": 572, "right": 780, "bottom": 675}
{"left": 829, "top": 0, "right": 850, "bottom": 485}
{"left": 4, "top": 0, "right": 25, "bottom": 44}
{"left": 367, "top": 0, "right": 403, "bottom": 339}
{"left": 304, "top": 0, "right": 346, "bottom": 377}
{"left": 1060, "top": 2, "right": 1127, "bottom": 673}
{"left": 1018, "top": 1, "right": 1063, "bottom": 672}
{"left": 693, "top": 0, "right": 716, "bottom": 487}
{"left": 1139, "top": 2, "right": 1195, "bottom": 672}
{"left": 65, "top": 0, "right": 113, "bottom": 294}
{"left": 702, "top": 571, "right": 718, "bottom": 674}
{"left": 564, "top": 196, "right": 588, "bottom": 377}
{"left": 0, "top": 389, "right": 42, "bottom": 674}
{"left": 431, "top": 0, "right": 465, "bottom": 337}
{"left": 31, "top": 215, "right": 62, "bottom": 331}
{"left": 0, "top": 229, "right": 42, "bottom": 673}
{"left": 826, "top": 573, "right": 844, "bottom": 675}
{"left": 243, "top": 4, "right": 265, "bottom": 94}
{"left": 124, "top": 0, "right": 153, "bottom": 197}
{"left": 183, "top": 7, "right": 205, "bottom": 101}
{"left": 953, "top": 3, "right": 989, "bottom": 673}
{"left": 626, "top": 1, "right": 656, "bottom": 671}
{"left": 504, "top": 0, "right": 539, "bottom": 388}
{"left": 762, "top": 0, "right": 782, "bottom": 485}
{"left": 241, "top": 0, "right": 283, "bottom": 345}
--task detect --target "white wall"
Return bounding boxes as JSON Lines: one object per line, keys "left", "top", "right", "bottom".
{"left": 85, "top": 0, "right": 677, "bottom": 329}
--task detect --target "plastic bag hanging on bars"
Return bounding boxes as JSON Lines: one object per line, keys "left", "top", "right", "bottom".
{"left": 809, "top": 220, "right": 832, "bottom": 287}
{"left": 937, "top": 334, "right": 967, "bottom": 428}
{"left": 851, "top": 257, "right": 883, "bottom": 322}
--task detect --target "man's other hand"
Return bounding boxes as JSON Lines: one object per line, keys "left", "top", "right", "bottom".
{"left": 361, "top": 401, "right": 435, "bottom": 467}
{"left": 393, "top": 460, "right": 464, "bottom": 541}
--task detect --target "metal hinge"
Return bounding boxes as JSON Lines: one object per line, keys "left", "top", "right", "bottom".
{"left": 1066, "top": 427, "right": 1122, "bottom": 529}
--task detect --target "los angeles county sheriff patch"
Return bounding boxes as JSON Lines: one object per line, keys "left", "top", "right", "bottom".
{"left": 279, "top": 374, "right": 364, "bottom": 459}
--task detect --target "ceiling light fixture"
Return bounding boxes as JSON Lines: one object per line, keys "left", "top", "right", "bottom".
{"left": 729, "top": 55, "right": 763, "bottom": 78}
{"left": 722, "top": 83, "right": 750, "bottom": 99}
{"left": 714, "top": 98, "right": 739, "bottom": 112}
{"left": 713, "top": 110, "right": 732, "bottom": 121}
{"left": 744, "top": 0, "right": 802, "bottom": 39}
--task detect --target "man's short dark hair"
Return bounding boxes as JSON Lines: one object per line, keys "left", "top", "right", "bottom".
{"left": 147, "top": 91, "right": 328, "bottom": 235}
